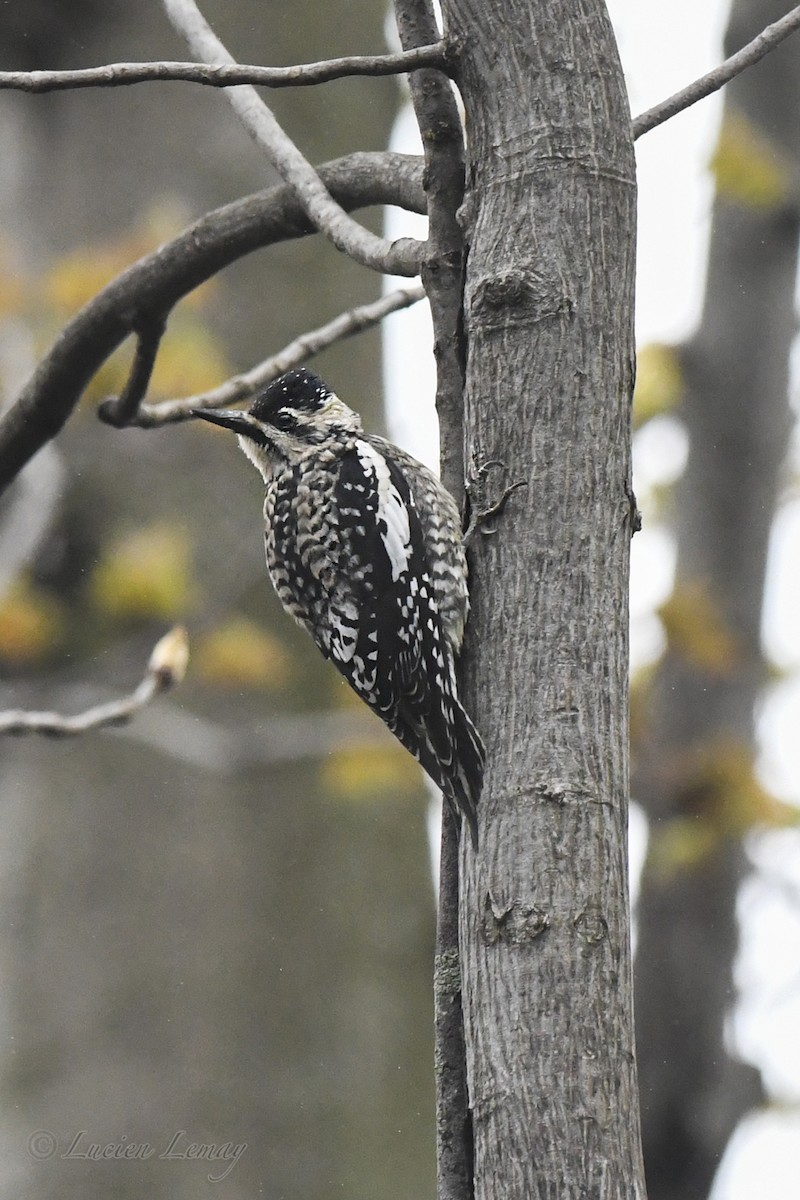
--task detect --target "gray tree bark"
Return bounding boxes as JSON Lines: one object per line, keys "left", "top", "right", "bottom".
{"left": 633, "top": 2, "right": 800, "bottom": 1197}
{"left": 440, "top": 2, "right": 645, "bottom": 1196}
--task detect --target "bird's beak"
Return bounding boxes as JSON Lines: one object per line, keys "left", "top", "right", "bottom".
{"left": 191, "top": 407, "right": 254, "bottom": 436}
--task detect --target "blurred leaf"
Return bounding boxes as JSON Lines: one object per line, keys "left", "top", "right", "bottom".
{"left": 630, "top": 661, "right": 657, "bottom": 749}
{"left": 321, "top": 743, "right": 421, "bottom": 800}
{"left": 650, "top": 739, "right": 799, "bottom": 877}
{"left": 682, "top": 739, "right": 798, "bottom": 833}
{"left": 0, "top": 240, "right": 30, "bottom": 318}
{"left": 633, "top": 343, "right": 683, "bottom": 427}
{"left": 710, "top": 110, "right": 792, "bottom": 210}
{"left": 0, "top": 579, "right": 63, "bottom": 666}
{"left": 43, "top": 244, "right": 140, "bottom": 315}
{"left": 148, "top": 320, "right": 230, "bottom": 400}
{"left": 41, "top": 204, "right": 216, "bottom": 318}
{"left": 659, "top": 579, "right": 739, "bottom": 675}
{"left": 39, "top": 211, "right": 226, "bottom": 407}
{"left": 89, "top": 523, "right": 197, "bottom": 621}
{"left": 80, "top": 341, "right": 136, "bottom": 405}
{"left": 78, "top": 319, "right": 230, "bottom": 406}
{"left": 648, "top": 817, "right": 720, "bottom": 876}
{"left": 195, "top": 618, "right": 291, "bottom": 689}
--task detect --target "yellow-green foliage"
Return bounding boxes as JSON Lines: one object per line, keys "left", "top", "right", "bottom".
{"left": 146, "top": 322, "right": 229, "bottom": 401}
{"left": 659, "top": 579, "right": 739, "bottom": 676}
{"left": 320, "top": 682, "right": 422, "bottom": 800}
{"left": 0, "top": 579, "right": 64, "bottom": 665}
{"left": 42, "top": 203, "right": 211, "bottom": 317}
{"left": 320, "top": 743, "right": 421, "bottom": 801}
{"left": 710, "top": 110, "right": 792, "bottom": 209}
{"left": 633, "top": 343, "right": 683, "bottom": 427}
{"left": 648, "top": 739, "right": 798, "bottom": 877}
{"left": 0, "top": 213, "right": 243, "bottom": 691}
{"left": 89, "top": 523, "right": 197, "bottom": 621}
{"left": 25, "top": 206, "right": 230, "bottom": 406}
{"left": 0, "top": 240, "right": 30, "bottom": 318}
{"left": 194, "top": 618, "right": 292, "bottom": 689}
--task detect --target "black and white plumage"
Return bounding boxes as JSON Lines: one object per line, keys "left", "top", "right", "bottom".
{"left": 194, "top": 368, "right": 484, "bottom": 844}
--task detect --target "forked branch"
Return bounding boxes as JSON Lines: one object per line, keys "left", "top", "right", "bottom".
{"left": 164, "top": 0, "right": 423, "bottom": 276}
{"left": 105, "top": 285, "right": 426, "bottom": 428}
{"left": 0, "top": 151, "right": 425, "bottom": 496}
{"left": 100, "top": 314, "right": 167, "bottom": 427}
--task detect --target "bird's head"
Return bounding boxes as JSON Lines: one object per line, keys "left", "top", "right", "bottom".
{"left": 192, "top": 368, "right": 362, "bottom": 480}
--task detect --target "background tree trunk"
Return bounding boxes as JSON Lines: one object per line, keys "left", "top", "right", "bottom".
{"left": 633, "top": 2, "right": 800, "bottom": 1197}
{"left": 441, "top": 1, "right": 645, "bottom": 1196}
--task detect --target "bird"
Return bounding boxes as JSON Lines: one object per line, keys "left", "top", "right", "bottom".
{"left": 193, "top": 367, "right": 484, "bottom": 845}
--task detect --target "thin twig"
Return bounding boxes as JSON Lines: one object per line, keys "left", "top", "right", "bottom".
{"left": 0, "top": 150, "right": 426, "bottom": 496}
{"left": 394, "top": 0, "right": 467, "bottom": 506}
{"left": 392, "top": 4, "right": 472, "bottom": 1199}
{"left": 100, "top": 314, "right": 167, "bottom": 427}
{"left": 434, "top": 806, "right": 474, "bottom": 1200}
{"left": 163, "top": 0, "right": 422, "bottom": 276}
{"left": 633, "top": 4, "right": 800, "bottom": 139}
{"left": 0, "top": 45, "right": 447, "bottom": 94}
{"left": 116, "top": 285, "right": 426, "bottom": 428}
{"left": 0, "top": 627, "right": 188, "bottom": 737}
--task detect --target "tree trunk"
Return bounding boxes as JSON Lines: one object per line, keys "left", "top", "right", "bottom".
{"left": 443, "top": 1, "right": 645, "bottom": 1195}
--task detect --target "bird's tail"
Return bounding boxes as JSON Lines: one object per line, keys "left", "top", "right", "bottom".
{"left": 443, "top": 697, "right": 485, "bottom": 849}
{"left": 412, "top": 690, "right": 484, "bottom": 849}
{"left": 391, "top": 679, "right": 485, "bottom": 848}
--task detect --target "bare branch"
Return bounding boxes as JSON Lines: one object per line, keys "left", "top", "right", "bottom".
{"left": 0, "top": 44, "right": 447, "bottom": 94}
{"left": 633, "top": 4, "right": 800, "bottom": 139}
{"left": 392, "top": 5, "right": 471, "bottom": 1199}
{"left": 0, "top": 627, "right": 188, "bottom": 737}
{"left": 394, "top": 0, "right": 466, "bottom": 504}
{"left": 113, "top": 285, "right": 426, "bottom": 428}
{"left": 0, "top": 150, "right": 425, "bottom": 497}
{"left": 434, "top": 806, "right": 473, "bottom": 1200}
{"left": 163, "top": 0, "right": 423, "bottom": 276}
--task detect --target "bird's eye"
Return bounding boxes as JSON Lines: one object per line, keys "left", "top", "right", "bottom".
{"left": 270, "top": 407, "right": 299, "bottom": 433}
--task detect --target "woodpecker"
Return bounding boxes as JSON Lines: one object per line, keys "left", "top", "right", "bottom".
{"left": 194, "top": 368, "right": 484, "bottom": 845}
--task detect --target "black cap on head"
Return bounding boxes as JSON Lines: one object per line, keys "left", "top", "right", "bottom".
{"left": 251, "top": 368, "right": 332, "bottom": 420}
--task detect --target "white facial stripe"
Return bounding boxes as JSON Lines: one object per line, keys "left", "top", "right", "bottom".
{"left": 237, "top": 433, "right": 272, "bottom": 481}
{"left": 355, "top": 440, "right": 412, "bottom": 582}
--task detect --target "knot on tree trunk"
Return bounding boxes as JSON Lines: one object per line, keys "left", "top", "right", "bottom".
{"left": 468, "top": 265, "right": 573, "bottom": 327}
{"left": 482, "top": 892, "right": 551, "bottom": 946}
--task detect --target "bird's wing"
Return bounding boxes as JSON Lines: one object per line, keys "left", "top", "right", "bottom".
{"left": 329, "top": 439, "right": 444, "bottom": 731}
{"left": 366, "top": 435, "right": 469, "bottom": 658}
